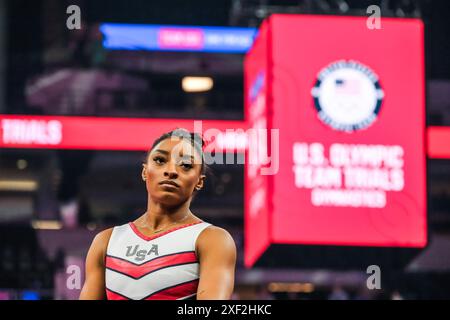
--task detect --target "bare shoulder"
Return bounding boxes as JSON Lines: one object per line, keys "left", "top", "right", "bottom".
{"left": 95, "top": 227, "right": 114, "bottom": 242}
{"left": 198, "top": 225, "right": 235, "bottom": 242}
{"left": 196, "top": 225, "right": 236, "bottom": 255}
{"left": 90, "top": 227, "right": 114, "bottom": 252}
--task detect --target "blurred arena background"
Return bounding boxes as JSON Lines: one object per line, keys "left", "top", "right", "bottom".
{"left": 1, "top": 0, "right": 450, "bottom": 300}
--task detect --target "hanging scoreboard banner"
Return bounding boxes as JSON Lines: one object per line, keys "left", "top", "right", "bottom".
{"left": 244, "top": 14, "right": 427, "bottom": 267}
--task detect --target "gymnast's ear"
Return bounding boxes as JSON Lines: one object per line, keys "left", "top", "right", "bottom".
{"left": 195, "top": 174, "right": 205, "bottom": 191}
{"left": 142, "top": 164, "right": 147, "bottom": 181}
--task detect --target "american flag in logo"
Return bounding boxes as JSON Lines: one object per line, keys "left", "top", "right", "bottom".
{"left": 334, "top": 78, "right": 361, "bottom": 95}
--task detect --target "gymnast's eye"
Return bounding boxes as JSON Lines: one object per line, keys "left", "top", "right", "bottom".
{"left": 181, "top": 162, "right": 193, "bottom": 169}
{"left": 153, "top": 156, "right": 165, "bottom": 164}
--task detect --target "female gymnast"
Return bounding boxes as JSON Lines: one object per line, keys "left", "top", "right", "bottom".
{"left": 80, "top": 129, "right": 236, "bottom": 300}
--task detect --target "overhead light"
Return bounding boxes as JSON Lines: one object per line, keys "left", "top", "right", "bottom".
{"left": 182, "top": 76, "right": 213, "bottom": 92}
{"left": 0, "top": 180, "right": 38, "bottom": 191}
{"left": 268, "top": 282, "right": 315, "bottom": 293}
{"left": 31, "top": 220, "right": 62, "bottom": 230}
{"left": 17, "top": 159, "right": 28, "bottom": 170}
{"left": 87, "top": 223, "right": 97, "bottom": 231}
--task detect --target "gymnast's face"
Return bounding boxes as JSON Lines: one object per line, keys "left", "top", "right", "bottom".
{"left": 142, "top": 137, "right": 205, "bottom": 207}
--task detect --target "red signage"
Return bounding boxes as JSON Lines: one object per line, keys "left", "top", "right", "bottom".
{"left": 0, "top": 115, "right": 247, "bottom": 152}
{"left": 0, "top": 115, "right": 446, "bottom": 157}
{"left": 244, "top": 15, "right": 427, "bottom": 267}
{"left": 244, "top": 19, "right": 272, "bottom": 266}
{"left": 427, "top": 126, "right": 450, "bottom": 159}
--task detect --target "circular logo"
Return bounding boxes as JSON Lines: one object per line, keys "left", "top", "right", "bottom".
{"left": 311, "top": 60, "right": 384, "bottom": 132}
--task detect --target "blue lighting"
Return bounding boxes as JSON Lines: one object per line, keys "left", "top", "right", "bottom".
{"left": 100, "top": 23, "right": 258, "bottom": 53}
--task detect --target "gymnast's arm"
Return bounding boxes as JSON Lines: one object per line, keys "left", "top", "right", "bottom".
{"left": 79, "top": 228, "right": 113, "bottom": 300}
{"left": 195, "top": 226, "right": 237, "bottom": 300}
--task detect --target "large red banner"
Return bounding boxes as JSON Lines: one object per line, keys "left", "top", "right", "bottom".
{"left": 0, "top": 115, "right": 247, "bottom": 152}
{"left": 244, "top": 14, "right": 427, "bottom": 267}
{"left": 0, "top": 114, "right": 447, "bottom": 156}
